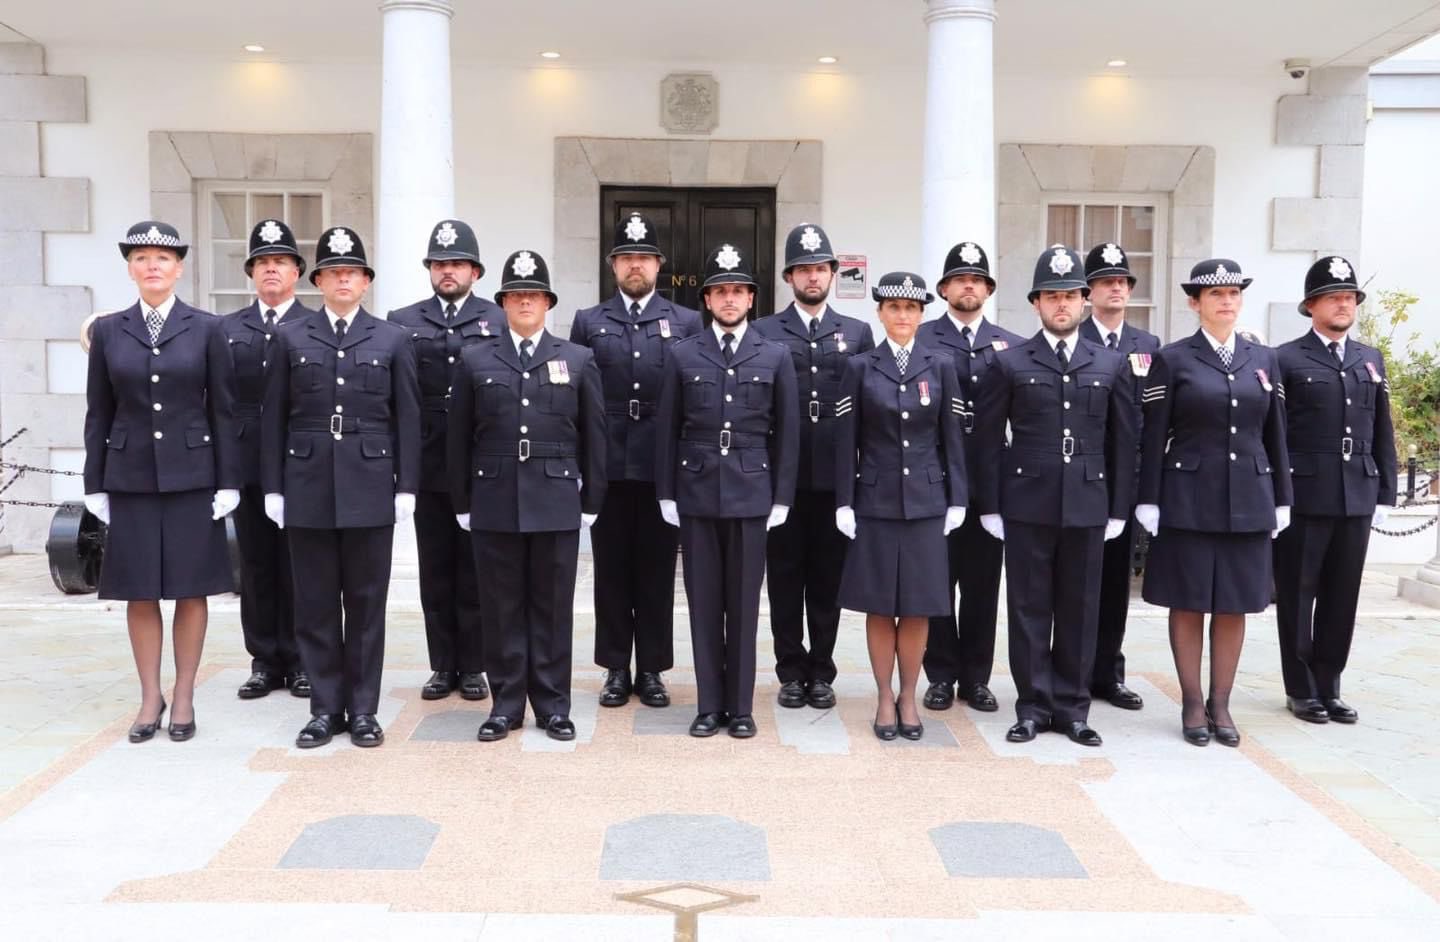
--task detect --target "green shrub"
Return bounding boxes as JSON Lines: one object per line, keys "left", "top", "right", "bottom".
{"left": 1355, "top": 289, "right": 1440, "bottom": 461}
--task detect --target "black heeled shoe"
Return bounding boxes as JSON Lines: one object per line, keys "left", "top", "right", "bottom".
{"left": 873, "top": 703, "right": 898, "bottom": 741}
{"left": 1206, "top": 699, "right": 1241, "bottom": 747}
{"left": 128, "top": 698, "right": 167, "bottom": 743}
{"left": 896, "top": 699, "right": 924, "bottom": 741}
{"left": 168, "top": 707, "right": 196, "bottom": 742}
{"left": 1182, "top": 703, "right": 1209, "bottom": 746}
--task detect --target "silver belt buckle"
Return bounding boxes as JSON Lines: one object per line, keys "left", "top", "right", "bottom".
{"left": 1062, "top": 435, "right": 1075, "bottom": 457}
{"left": 719, "top": 429, "right": 732, "bottom": 450}
{"left": 518, "top": 439, "right": 531, "bottom": 462}
{"left": 1341, "top": 436, "right": 1353, "bottom": 460}
{"left": 808, "top": 400, "right": 821, "bottom": 422}
{"left": 329, "top": 414, "right": 343, "bottom": 436}
{"left": 628, "top": 399, "right": 641, "bottom": 420}
{"left": 962, "top": 410, "right": 975, "bottom": 433}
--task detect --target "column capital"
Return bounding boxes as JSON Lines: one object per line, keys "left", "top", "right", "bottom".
{"left": 378, "top": 0, "right": 454, "bottom": 17}
{"left": 923, "top": 0, "right": 996, "bottom": 25}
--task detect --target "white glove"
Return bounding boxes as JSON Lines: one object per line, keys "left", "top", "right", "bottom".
{"left": 211, "top": 488, "right": 240, "bottom": 521}
{"left": 766, "top": 504, "right": 790, "bottom": 531}
{"left": 264, "top": 493, "right": 285, "bottom": 529}
{"left": 83, "top": 492, "right": 111, "bottom": 525}
{"left": 659, "top": 499, "right": 679, "bottom": 528}
{"left": 835, "top": 505, "right": 857, "bottom": 540}
{"left": 980, "top": 514, "right": 1005, "bottom": 541}
{"left": 943, "top": 506, "right": 966, "bottom": 535}
{"left": 577, "top": 478, "right": 583, "bottom": 491}
{"left": 1134, "top": 503, "right": 1160, "bottom": 537}
{"left": 1104, "top": 518, "right": 1125, "bottom": 541}
{"left": 1272, "top": 505, "right": 1291, "bottom": 539}
{"left": 456, "top": 512, "right": 472, "bottom": 531}
{"left": 581, "top": 512, "right": 597, "bottom": 527}
{"left": 1372, "top": 505, "right": 1389, "bottom": 528}
{"left": 394, "top": 492, "right": 416, "bottom": 525}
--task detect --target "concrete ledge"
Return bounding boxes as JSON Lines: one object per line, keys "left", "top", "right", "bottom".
{"left": 1398, "top": 560, "right": 1440, "bottom": 608}
{"left": 0, "top": 42, "right": 45, "bottom": 74}
{"left": 0, "top": 177, "right": 90, "bottom": 233}
{"left": 1272, "top": 197, "right": 1361, "bottom": 253}
{"left": 0, "top": 285, "right": 94, "bottom": 338}
{"left": 0, "top": 74, "right": 85, "bottom": 123}
{"left": 1276, "top": 94, "right": 1367, "bottom": 146}
{"left": 0, "top": 122, "right": 40, "bottom": 176}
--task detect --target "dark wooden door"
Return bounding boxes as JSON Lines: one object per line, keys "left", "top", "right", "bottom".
{"left": 600, "top": 186, "right": 776, "bottom": 317}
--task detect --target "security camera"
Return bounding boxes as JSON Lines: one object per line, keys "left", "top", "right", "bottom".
{"left": 1284, "top": 58, "right": 1310, "bottom": 80}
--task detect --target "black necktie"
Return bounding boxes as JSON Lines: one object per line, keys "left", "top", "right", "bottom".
{"left": 264, "top": 307, "right": 277, "bottom": 329}
{"left": 445, "top": 302, "right": 457, "bottom": 322}
{"left": 520, "top": 338, "right": 533, "bottom": 369}
{"left": 808, "top": 318, "right": 818, "bottom": 340}
{"left": 1106, "top": 331, "right": 1118, "bottom": 350}
{"left": 960, "top": 325, "right": 972, "bottom": 348}
{"left": 722, "top": 332, "right": 735, "bottom": 363}
{"left": 895, "top": 345, "right": 910, "bottom": 375}
{"left": 629, "top": 300, "right": 641, "bottom": 322}
{"left": 334, "top": 317, "right": 347, "bottom": 343}
{"left": 1329, "top": 340, "right": 1342, "bottom": 367}
{"left": 1056, "top": 339, "right": 1069, "bottom": 369}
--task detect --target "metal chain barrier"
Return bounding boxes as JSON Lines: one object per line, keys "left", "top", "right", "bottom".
{"left": 1374, "top": 498, "right": 1439, "bottom": 537}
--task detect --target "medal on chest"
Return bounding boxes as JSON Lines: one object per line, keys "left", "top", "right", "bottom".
{"left": 918, "top": 379, "right": 931, "bottom": 407}
{"left": 836, "top": 331, "right": 847, "bottom": 353}
{"left": 659, "top": 318, "right": 672, "bottom": 339}
{"left": 1255, "top": 367, "right": 1272, "bottom": 392}
{"left": 1129, "top": 353, "right": 1151, "bottom": 376}
{"left": 991, "top": 340, "right": 1009, "bottom": 352}
{"left": 478, "top": 320, "right": 491, "bottom": 337}
{"left": 548, "top": 359, "right": 571, "bottom": 385}
{"left": 1364, "top": 361, "right": 1381, "bottom": 384}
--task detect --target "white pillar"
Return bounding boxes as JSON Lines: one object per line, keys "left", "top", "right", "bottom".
{"left": 1398, "top": 515, "right": 1440, "bottom": 607}
{"left": 375, "top": 0, "right": 455, "bottom": 316}
{"left": 921, "top": 0, "right": 997, "bottom": 306}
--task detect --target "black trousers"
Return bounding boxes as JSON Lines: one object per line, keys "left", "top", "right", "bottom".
{"left": 680, "top": 515, "right": 767, "bottom": 717}
{"left": 472, "top": 528, "right": 579, "bottom": 723}
{"left": 1273, "top": 513, "right": 1371, "bottom": 699}
{"left": 924, "top": 509, "right": 1004, "bottom": 687}
{"left": 233, "top": 484, "right": 298, "bottom": 674}
{"left": 1091, "top": 516, "right": 1137, "bottom": 693}
{"left": 1004, "top": 520, "right": 1103, "bottom": 726}
{"left": 591, "top": 480, "right": 678, "bottom": 673}
{"left": 765, "top": 487, "right": 845, "bottom": 684}
{"left": 414, "top": 490, "right": 485, "bottom": 673}
{"left": 287, "top": 525, "right": 393, "bottom": 717}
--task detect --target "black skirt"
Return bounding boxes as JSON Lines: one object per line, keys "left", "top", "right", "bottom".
{"left": 1142, "top": 526, "right": 1272, "bottom": 614}
{"left": 838, "top": 515, "right": 950, "bottom": 617}
{"left": 98, "top": 489, "right": 235, "bottom": 601}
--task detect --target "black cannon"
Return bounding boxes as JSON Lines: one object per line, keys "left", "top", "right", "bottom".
{"left": 45, "top": 501, "right": 242, "bottom": 595}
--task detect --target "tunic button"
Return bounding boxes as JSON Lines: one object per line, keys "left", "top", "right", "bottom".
{"left": 478, "top": 470, "right": 484, "bottom": 477}
{"left": 523, "top": 371, "right": 530, "bottom": 379}
{"left": 810, "top": 390, "right": 818, "bottom": 398}
{"left": 300, "top": 356, "right": 306, "bottom": 363}
{"left": 903, "top": 468, "right": 910, "bottom": 476}
{"left": 153, "top": 402, "right": 162, "bottom": 411}
{"left": 337, "top": 377, "right": 345, "bottom": 385}
{"left": 1229, "top": 452, "right": 1237, "bottom": 461}
{"left": 521, "top": 398, "right": 530, "bottom": 406}
{"left": 520, "top": 425, "right": 528, "bottom": 433}
{"left": 564, "top": 470, "right": 569, "bottom": 476}
{"left": 1346, "top": 398, "right": 1352, "bottom": 405}
{"left": 723, "top": 421, "right": 732, "bottom": 429}
{"left": 1307, "top": 377, "right": 1313, "bottom": 383}
{"left": 336, "top": 405, "right": 344, "bottom": 413}
{"left": 899, "top": 384, "right": 906, "bottom": 391}
{"left": 725, "top": 394, "right": 733, "bottom": 402}
{"left": 153, "top": 430, "right": 163, "bottom": 440}
{"left": 1063, "top": 456, "right": 1071, "bottom": 464}
{"left": 968, "top": 400, "right": 975, "bottom": 408}
{"left": 633, "top": 382, "right": 641, "bottom": 390}
{"left": 810, "top": 366, "right": 818, "bottom": 373}
{"left": 264, "top": 334, "right": 272, "bottom": 341}
{"left": 903, "top": 440, "right": 910, "bottom": 447}
{"left": 447, "top": 328, "right": 454, "bottom": 334}
{"left": 633, "top": 351, "right": 641, "bottom": 359}
{"left": 1175, "top": 461, "right": 1182, "bottom": 468}
{"left": 152, "top": 347, "right": 160, "bottom": 356}
{"left": 1063, "top": 376, "right": 1071, "bottom": 383}
{"left": 970, "top": 352, "right": 976, "bottom": 359}
{"left": 1063, "top": 401, "right": 1071, "bottom": 409}
{"left": 1016, "top": 467, "right": 1023, "bottom": 473}
{"left": 1227, "top": 374, "right": 1234, "bottom": 381}
{"left": 333, "top": 434, "right": 342, "bottom": 441}
{"left": 1345, "top": 426, "right": 1352, "bottom": 433}
{"left": 288, "top": 448, "right": 295, "bottom": 455}
{"left": 681, "top": 459, "right": 688, "bottom": 467}
{"left": 633, "top": 324, "right": 639, "bottom": 331}
{"left": 448, "top": 356, "right": 455, "bottom": 363}
{"left": 227, "top": 338, "right": 234, "bottom": 344}
{"left": 1229, "top": 426, "right": 1237, "bottom": 434}
{"left": 1063, "top": 428, "right": 1071, "bottom": 435}
{"left": 150, "top": 374, "right": 159, "bottom": 383}
{"left": 1230, "top": 399, "right": 1238, "bottom": 407}
{"left": 728, "top": 369, "right": 735, "bottom": 375}
{"left": 901, "top": 411, "right": 910, "bottom": 419}
{"left": 337, "top": 351, "right": 346, "bottom": 359}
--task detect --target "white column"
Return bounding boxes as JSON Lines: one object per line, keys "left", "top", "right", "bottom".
{"left": 921, "top": 0, "right": 997, "bottom": 306}
{"left": 375, "top": 0, "right": 455, "bottom": 316}
{"left": 1398, "top": 516, "right": 1440, "bottom": 607}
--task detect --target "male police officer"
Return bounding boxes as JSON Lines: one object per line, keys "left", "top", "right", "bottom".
{"left": 1078, "top": 242, "right": 1159, "bottom": 711}
{"left": 975, "top": 245, "right": 1137, "bottom": 747}
{"left": 449, "top": 251, "right": 607, "bottom": 742}
{"left": 1273, "top": 256, "right": 1396, "bottom": 725}
{"left": 224, "top": 219, "right": 315, "bottom": 700}
{"left": 656, "top": 242, "right": 799, "bottom": 738}
{"left": 917, "top": 242, "right": 1022, "bottom": 714}
{"left": 262, "top": 227, "right": 421, "bottom": 749}
{"left": 570, "top": 212, "right": 701, "bottom": 709}
{"left": 753, "top": 223, "right": 874, "bottom": 709}
{"left": 388, "top": 220, "right": 500, "bottom": 703}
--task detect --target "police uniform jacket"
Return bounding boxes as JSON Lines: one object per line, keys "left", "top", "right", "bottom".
{"left": 974, "top": 333, "right": 1137, "bottom": 528}
{"left": 260, "top": 308, "right": 421, "bottom": 528}
{"left": 1138, "top": 330, "right": 1293, "bottom": 532}
{"left": 1079, "top": 316, "right": 1159, "bottom": 501}
{"left": 222, "top": 300, "right": 314, "bottom": 487}
{"left": 655, "top": 329, "right": 800, "bottom": 518}
{"left": 753, "top": 303, "right": 875, "bottom": 492}
{"left": 388, "top": 294, "right": 504, "bottom": 493}
{"left": 833, "top": 343, "right": 967, "bottom": 518}
{"left": 447, "top": 332, "right": 607, "bottom": 532}
{"left": 916, "top": 313, "right": 1024, "bottom": 483}
{"left": 1276, "top": 331, "right": 1397, "bottom": 516}
{"left": 83, "top": 300, "right": 241, "bottom": 495}
{"left": 570, "top": 293, "right": 702, "bottom": 483}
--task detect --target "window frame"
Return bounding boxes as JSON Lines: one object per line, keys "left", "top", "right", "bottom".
{"left": 1041, "top": 192, "right": 1170, "bottom": 337}
{"left": 196, "top": 180, "right": 330, "bottom": 314}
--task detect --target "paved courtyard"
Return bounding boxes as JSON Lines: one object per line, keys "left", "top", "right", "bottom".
{"left": 0, "top": 552, "right": 1437, "bottom": 939}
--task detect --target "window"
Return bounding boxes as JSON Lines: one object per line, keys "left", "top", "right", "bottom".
{"left": 1044, "top": 196, "right": 1167, "bottom": 335}
{"left": 197, "top": 182, "right": 328, "bottom": 314}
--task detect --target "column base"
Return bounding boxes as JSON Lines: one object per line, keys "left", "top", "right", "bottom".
{"left": 1398, "top": 559, "right": 1440, "bottom": 608}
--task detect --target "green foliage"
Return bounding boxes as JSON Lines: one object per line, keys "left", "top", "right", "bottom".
{"left": 1355, "top": 289, "right": 1440, "bottom": 461}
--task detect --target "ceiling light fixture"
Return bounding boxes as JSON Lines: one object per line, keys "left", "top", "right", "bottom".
{"left": 540, "top": 51, "right": 561, "bottom": 59}
{"left": 1106, "top": 58, "right": 1127, "bottom": 68}
{"left": 817, "top": 56, "right": 838, "bottom": 64}
{"left": 243, "top": 44, "right": 265, "bottom": 53}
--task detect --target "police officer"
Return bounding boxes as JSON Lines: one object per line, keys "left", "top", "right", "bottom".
{"left": 448, "top": 251, "right": 607, "bottom": 742}
{"left": 975, "top": 245, "right": 1137, "bottom": 747}
{"left": 570, "top": 212, "right": 701, "bottom": 709}
{"left": 262, "top": 227, "right": 421, "bottom": 749}
{"left": 753, "top": 223, "right": 874, "bottom": 710}
{"left": 656, "top": 242, "right": 799, "bottom": 738}
{"left": 388, "top": 220, "right": 500, "bottom": 703}
{"left": 1078, "top": 242, "right": 1159, "bottom": 712}
{"left": 917, "top": 241, "right": 1022, "bottom": 714}
{"left": 224, "top": 219, "right": 315, "bottom": 701}
{"left": 1273, "top": 256, "right": 1396, "bottom": 725}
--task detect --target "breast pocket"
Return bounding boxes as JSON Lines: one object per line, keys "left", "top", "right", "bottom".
{"left": 359, "top": 351, "right": 392, "bottom": 393}
{"left": 585, "top": 327, "right": 629, "bottom": 367}
{"left": 226, "top": 332, "right": 260, "bottom": 375}
{"left": 1350, "top": 367, "right": 1377, "bottom": 408}
{"left": 1295, "top": 369, "right": 1332, "bottom": 404}
{"left": 740, "top": 368, "right": 774, "bottom": 408}
{"left": 539, "top": 373, "right": 577, "bottom": 415}
{"left": 1079, "top": 372, "right": 1112, "bottom": 417}
{"left": 290, "top": 348, "right": 328, "bottom": 391}
{"left": 475, "top": 372, "right": 512, "bottom": 410}
{"left": 684, "top": 370, "right": 718, "bottom": 410}
{"left": 1015, "top": 372, "right": 1055, "bottom": 408}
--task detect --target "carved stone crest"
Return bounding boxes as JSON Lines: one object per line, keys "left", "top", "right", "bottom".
{"left": 660, "top": 72, "right": 719, "bottom": 135}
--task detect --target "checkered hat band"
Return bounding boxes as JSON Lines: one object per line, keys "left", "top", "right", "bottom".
{"left": 127, "top": 231, "right": 181, "bottom": 247}
{"left": 1189, "top": 271, "right": 1249, "bottom": 286}
{"left": 875, "top": 284, "right": 930, "bottom": 301}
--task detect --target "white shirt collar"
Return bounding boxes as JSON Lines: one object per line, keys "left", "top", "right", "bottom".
{"left": 511, "top": 326, "right": 546, "bottom": 357}
{"left": 259, "top": 296, "right": 297, "bottom": 321}
{"left": 621, "top": 289, "right": 656, "bottom": 315}
{"left": 324, "top": 306, "right": 362, "bottom": 333}
{"left": 142, "top": 295, "right": 177, "bottom": 320}
{"left": 1041, "top": 329, "right": 1077, "bottom": 354}
{"left": 1092, "top": 318, "right": 1124, "bottom": 346}
{"left": 713, "top": 320, "right": 747, "bottom": 348}
{"left": 796, "top": 303, "right": 830, "bottom": 330}
{"left": 886, "top": 336, "right": 916, "bottom": 357}
{"left": 435, "top": 294, "right": 466, "bottom": 314}
{"left": 1314, "top": 328, "right": 1346, "bottom": 358}
{"left": 1199, "top": 327, "right": 1235, "bottom": 355}
{"left": 947, "top": 310, "right": 983, "bottom": 337}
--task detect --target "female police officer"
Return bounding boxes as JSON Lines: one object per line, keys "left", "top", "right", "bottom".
{"left": 834, "top": 272, "right": 967, "bottom": 740}
{"left": 83, "top": 221, "right": 241, "bottom": 743}
{"left": 1135, "top": 259, "right": 1292, "bottom": 746}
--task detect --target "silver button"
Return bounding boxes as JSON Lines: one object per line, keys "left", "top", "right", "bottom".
{"left": 723, "top": 420, "right": 732, "bottom": 429}
{"left": 681, "top": 459, "right": 687, "bottom": 466}
{"left": 903, "top": 440, "right": 910, "bottom": 447}
{"left": 563, "top": 469, "right": 569, "bottom": 475}
{"left": 810, "top": 342, "right": 817, "bottom": 349}
{"left": 725, "top": 394, "right": 733, "bottom": 402}
{"left": 1175, "top": 461, "right": 1182, "bottom": 468}
{"left": 478, "top": 469, "right": 484, "bottom": 477}
{"left": 1063, "top": 428, "right": 1071, "bottom": 436}
{"left": 901, "top": 411, "right": 910, "bottom": 419}
{"left": 633, "top": 351, "right": 641, "bottom": 359}
{"left": 967, "top": 400, "right": 975, "bottom": 407}
{"left": 333, "top": 433, "right": 342, "bottom": 441}
{"left": 337, "top": 350, "right": 346, "bottom": 359}
{"left": 1227, "top": 373, "right": 1234, "bottom": 381}
{"left": 633, "top": 382, "right": 641, "bottom": 390}
{"left": 903, "top": 468, "right": 910, "bottom": 476}
{"left": 728, "top": 369, "right": 735, "bottom": 375}
{"left": 152, "top": 347, "right": 160, "bottom": 356}
{"left": 521, "top": 398, "right": 529, "bottom": 406}
{"left": 970, "top": 352, "right": 976, "bottom": 359}
{"left": 264, "top": 333, "right": 272, "bottom": 341}
{"left": 520, "top": 425, "right": 528, "bottom": 433}
{"left": 300, "top": 356, "right": 307, "bottom": 363}
{"left": 899, "top": 384, "right": 906, "bottom": 391}
{"left": 152, "top": 403, "right": 162, "bottom": 411}
{"left": 811, "top": 390, "right": 818, "bottom": 398}
{"left": 1016, "top": 467, "right": 1023, "bottom": 473}
{"left": 1229, "top": 452, "right": 1237, "bottom": 461}
{"left": 337, "top": 377, "right": 345, "bottom": 385}
{"left": 1063, "top": 402, "right": 1071, "bottom": 410}
{"left": 810, "top": 366, "right": 818, "bottom": 373}
{"left": 288, "top": 448, "right": 295, "bottom": 455}
{"left": 523, "top": 371, "right": 530, "bottom": 379}
{"left": 336, "top": 405, "right": 344, "bottom": 413}
{"left": 1345, "top": 426, "right": 1352, "bottom": 433}
{"left": 1063, "top": 376, "right": 1071, "bottom": 384}
{"left": 1063, "top": 456, "right": 1071, "bottom": 464}
{"left": 153, "top": 430, "right": 163, "bottom": 440}
{"left": 447, "top": 328, "right": 454, "bottom": 334}
{"left": 1229, "top": 426, "right": 1236, "bottom": 434}
{"left": 150, "top": 374, "right": 159, "bottom": 383}
{"left": 448, "top": 356, "right": 455, "bottom": 363}
{"left": 1346, "top": 398, "right": 1352, "bottom": 405}
{"left": 1230, "top": 399, "right": 1238, "bottom": 407}
{"left": 633, "top": 324, "right": 639, "bottom": 331}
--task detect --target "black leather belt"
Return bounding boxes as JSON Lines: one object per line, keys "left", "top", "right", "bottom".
{"left": 292, "top": 416, "right": 386, "bottom": 434}
{"left": 605, "top": 400, "right": 657, "bottom": 420}
{"left": 472, "top": 440, "right": 575, "bottom": 461}
{"left": 681, "top": 429, "right": 769, "bottom": 450}
{"left": 1290, "top": 437, "right": 1370, "bottom": 457}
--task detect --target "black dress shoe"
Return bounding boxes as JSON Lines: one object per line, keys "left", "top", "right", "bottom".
{"left": 458, "top": 672, "right": 489, "bottom": 701}
{"left": 689, "top": 712, "right": 728, "bottom": 737}
{"left": 296, "top": 714, "right": 346, "bottom": 749}
{"left": 960, "top": 682, "right": 999, "bottom": 713}
{"left": 349, "top": 714, "right": 384, "bottom": 748}
{"left": 1006, "top": 718, "right": 1042, "bottom": 742}
{"left": 728, "top": 715, "right": 757, "bottom": 738}
{"left": 1059, "top": 720, "right": 1103, "bottom": 747}
{"left": 476, "top": 716, "right": 514, "bottom": 742}
{"left": 777, "top": 680, "right": 807, "bottom": 709}
{"left": 238, "top": 671, "right": 283, "bottom": 700}
{"left": 599, "top": 669, "right": 632, "bottom": 707}
{"left": 898, "top": 718, "right": 924, "bottom": 741}
{"left": 288, "top": 672, "right": 311, "bottom": 698}
{"left": 1183, "top": 724, "right": 1211, "bottom": 746}
{"left": 537, "top": 715, "right": 576, "bottom": 741}
{"left": 128, "top": 699, "right": 167, "bottom": 743}
{"left": 1287, "top": 697, "right": 1330, "bottom": 724}
{"left": 923, "top": 681, "right": 955, "bottom": 711}
{"left": 873, "top": 713, "right": 898, "bottom": 741}
{"left": 1205, "top": 699, "right": 1240, "bottom": 747}
{"left": 1323, "top": 697, "right": 1358, "bottom": 724}
{"left": 636, "top": 672, "right": 671, "bottom": 707}
{"left": 168, "top": 712, "right": 196, "bottom": 742}
{"left": 806, "top": 680, "right": 836, "bottom": 709}
{"left": 1104, "top": 684, "right": 1145, "bottom": 711}
{"left": 421, "top": 671, "right": 457, "bottom": 700}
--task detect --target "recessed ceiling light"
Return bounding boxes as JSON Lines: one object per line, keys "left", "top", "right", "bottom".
{"left": 818, "top": 56, "right": 838, "bottom": 64}
{"left": 540, "top": 51, "right": 561, "bottom": 59}
{"left": 1106, "top": 58, "right": 1127, "bottom": 68}
{"left": 243, "top": 44, "right": 265, "bottom": 53}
